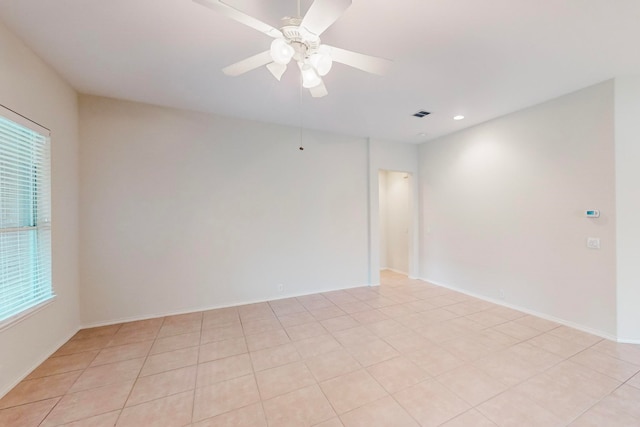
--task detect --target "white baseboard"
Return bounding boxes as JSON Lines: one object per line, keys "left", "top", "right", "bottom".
{"left": 0, "top": 327, "right": 80, "bottom": 399}
{"left": 420, "top": 277, "right": 619, "bottom": 343}
{"left": 82, "top": 282, "right": 372, "bottom": 329}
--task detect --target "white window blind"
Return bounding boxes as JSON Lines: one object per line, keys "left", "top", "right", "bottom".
{"left": 0, "top": 108, "right": 53, "bottom": 327}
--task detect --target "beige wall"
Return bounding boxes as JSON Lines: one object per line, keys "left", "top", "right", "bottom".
{"left": 379, "top": 171, "right": 410, "bottom": 274}
{"left": 79, "top": 95, "right": 370, "bottom": 326}
{"left": 419, "top": 81, "right": 617, "bottom": 337}
{"left": 0, "top": 22, "right": 80, "bottom": 396}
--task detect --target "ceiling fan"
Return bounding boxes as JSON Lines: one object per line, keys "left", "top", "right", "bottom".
{"left": 193, "top": 0, "right": 392, "bottom": 97}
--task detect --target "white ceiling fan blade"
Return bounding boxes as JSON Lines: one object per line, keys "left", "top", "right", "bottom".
{"left": 301, "top": 0, "right": 352, "bottom": 37}
{"left": 266, "top": 62, "right": 287, "bottom": 81}
{"left": 193, "top": 0, "right": 283, "bottom": 38}
{"left": 223, "top": 51, "right": 273, "bottom": 76}
{"left": 309, "top": 80, "right": 328, "bottom": 98}
{"left": 325, "top": 45, "right": 392, "bottom": 76}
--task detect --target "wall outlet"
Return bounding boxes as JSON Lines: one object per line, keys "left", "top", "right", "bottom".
{"left": 498, "top": 289, "right": 505, "bottom": 299}
{"left": 587, "top": 237, "right": 601, "bottom": 249}
{"left": 277, "top": 284, "right": 284, "bottom": 293}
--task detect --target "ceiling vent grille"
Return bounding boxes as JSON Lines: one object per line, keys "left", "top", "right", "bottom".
{"left": 413, "top": 110, "right": 431, "bottom": 118}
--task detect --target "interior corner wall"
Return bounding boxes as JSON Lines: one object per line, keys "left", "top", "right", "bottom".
{"left": 419, "top": 81, "right": 617, "bottom": 337}
{"left": 78, "top": 95, "right": 369, "bottom": 326}
{"left": 614, "top": 76, "right": 640, "bottom": 343}
{"left": 0, "top": 22, "right": 80, "bottom": 396}
{"left": 378, "top": 171, "right": 388, "bottom": 269}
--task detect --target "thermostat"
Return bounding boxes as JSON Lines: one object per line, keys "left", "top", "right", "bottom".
{"left": 585, "top": 210, "right": 600, "bottom": 218}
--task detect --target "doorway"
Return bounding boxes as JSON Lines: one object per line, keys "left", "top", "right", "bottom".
{"left": 378, "top": 170, "right": 411, "bottom": 275}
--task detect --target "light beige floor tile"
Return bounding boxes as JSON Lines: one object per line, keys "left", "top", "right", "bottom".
{"left": 250, "top": 343, "right": 301, "bottom": 372}
{"left": 306, "top": 349, "right": 362, "bottom": 382}
{"left": 0, "top": 397, "right": 59, "bottom": 427}
{"left": 26, "top": 351, "right": 98, "bottom": 379}
{"left": 485, "top": 306, "right": 527, "bottom": 321}
{"left": 394, "top": 380, "right": 470, "bottom": 427}
{"left": 378, "top": 303, "right": 414, "bottom": 318}
{"left": 365, "top": 319, "right": 408, "bottom": 338}
{"left": 366, "top": 356, "right": 429, "bottom": 393}
{"left": 107, "top": 329, "right": 159, "bottom": 348}
{"left": 313, "top": 417, "right": 344, "bottom": 427}
{"left": 91, "top": 340, "right": 153, "bottom": 366}
{"left": 513, "top": 315, "right": 560, "bottom": 332}
{"left": 245, "top": 329, "right": 290, "bottom": 352}
{"left": 526, "top": 332, "right": 590, "bottom": 358}
{"left": 0, "top": 370, "right": 81, "bottom": 409}
{"left": 127, "top": 365, "right": 196, "bottom": 406}
{"left": 592, "top": 340, "right": 640, "bottom": 365}
{"left": 192, "top": 374, "right": 260, "bottom": 422}
{"left": 505, "top": 342, "right": 563, "bottom": 371}
{"left": 238, "top": 303, "right": 275, "bottom": 321}
{"left": 200, "top": 323, "right": 244, "bottom": 345}
{"left": 199, "top": 337, "right": 247, "bottom": 363}
{"left": 347, "top": 309, "right": 389, "bottom": 325}
{"left": 345, "top": 338, "right": 399, "bottom": 367}
{"left": 340, "top": 395, "right": 418, "bottom": 427}
{"left": 599, "top": 384, "right": 640, "bottom": 419}
{"left": 466, "top": 311, "right": 510, "bottom": 328}
{"left": 294, "top": 334, "right": 342, "bottom": 359}
{"left": 547, "top": 326, "right": 603, "bottom": 347}
{"left": 492, "top": 321, "right": 542, "bottom": 341}
{"left": 477, "top": 389, "right": 564, "bottom": 427}
{"left": 286, "top": 322, "right": 328, "bottom": 341}
{"left": 269, "top": 298, "right": 307, "bottom": 317}
{"left": 440, "top": 409, "right": 498, "bottom": 427}
{"left": 157, "top": 316, "right": 202, "bottom": 338}
{"left": 331, "top": 326, "right": 378, "bottom": 347}
{"left": 437, "top": 365, "right": 508, "bottom": 406}
{"left": 570, "top": 348, "right": 640, "bottom": 382}
{"left": 54, "top": 336, "right": 113, "bottom": 357}
{"left": 263, "top": 384, "right": 336, "bottom": 426}
{"left": 407, "top": 345, "right": 466, "bottom": 376}
{"left": 542, "top": 360, "right": 621, "bottom": 399}
{"left": 309, "top": 306, "right": 347, "bottom": 321}
{"left": 319, "top": 369, "right": 387, "bottom": 415}
{"left": 202, "top": 309, "right": 240, "bottom": 330}
{"left": 320, "top": 315, "right": 360, "bottom": 332}
{"left": 568, "top": 400, "right": 640, "bottom": 427}
{"left": 337, "top": 302, "right": 374, "bottom": 315}
{"left": 59, "top": 410, "right": 121, "bottom": 426}
{"left": 71, "top": 325, "right": 121, "bottom": 341}
{"left": 70, "top": 357, "right": 144, "bottom": 393}
{"left": 192, "top": 402, "right": 266, "bottom": 426}
{"left": 514, "top": 373, "right": 601, "bottom": 423}
{"left": 472, "top": 349, "right": 540, "bottom": 387}
{"left": 441, "top": 336, "right": 495, "bottom": 362}
{"left": 278, "top": 311, "right": 316, "bottom": 327}
{"left": 242, "top": 316, "right": 282, "bottom": 335}
{"left": 41, "top": 381, "right": 133, "bottom": 426}
{"left": 196, "top": 354, "right": 253, "bottom": 387}
{"left": 383, "top": 331, "right": 432, "bottom": 354}
{"left": 117, "top": 390, "right": 193, "bottom": 426}
{"left": 255, "top": 361, "right": 316, "bottom": 399}
{"left": 628, "top": 371, "right": 640, "bottom": 389}
{"left": 140, "top": 346, "right": 199, "bottom": 376}
{"left": 150, "top": 331, "right": 201, "bottom": 355}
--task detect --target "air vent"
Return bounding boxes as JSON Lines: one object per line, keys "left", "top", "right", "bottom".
{"left": 413, "top": 110, "right": 431, "bottom": 118}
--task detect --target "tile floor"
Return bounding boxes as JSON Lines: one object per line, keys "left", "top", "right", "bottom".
{"left": 1, "top": 270, "right": 640, "bottom": 426}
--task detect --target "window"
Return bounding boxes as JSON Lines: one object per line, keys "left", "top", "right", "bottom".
{"left": 0, "top": 107, "right": 53, "bottom": 328}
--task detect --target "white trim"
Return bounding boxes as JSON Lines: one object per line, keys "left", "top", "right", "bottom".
{"left": 420, "top": 277, "right": 619, "bottom": 342}
{"left": 82, "top": 282, "right": 371, "bottom": 329}
{"left": 0, "top": 296, "right": 56, "bottom": 333}
{"left": 0, "top": 326, "right": 78, "bottom": 399}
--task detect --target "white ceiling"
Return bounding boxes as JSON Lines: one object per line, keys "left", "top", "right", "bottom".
{"left": 1, "top": 0, "right": 639, "bottom": 143}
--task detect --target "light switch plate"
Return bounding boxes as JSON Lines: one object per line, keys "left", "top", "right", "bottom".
{"left": 587, "top": 237, "right": 600, "bottom": 249}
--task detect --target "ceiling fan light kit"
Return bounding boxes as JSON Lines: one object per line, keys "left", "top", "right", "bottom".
{"left": 194, "top": 0, "right": 392, "bottom": 97}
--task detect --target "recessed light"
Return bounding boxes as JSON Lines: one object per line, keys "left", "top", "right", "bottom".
{"left": 453, "top": 115, "right": 465, "bottom": 120}
{"left": 417, "top": 132, "right": 426, "bottom": 137}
